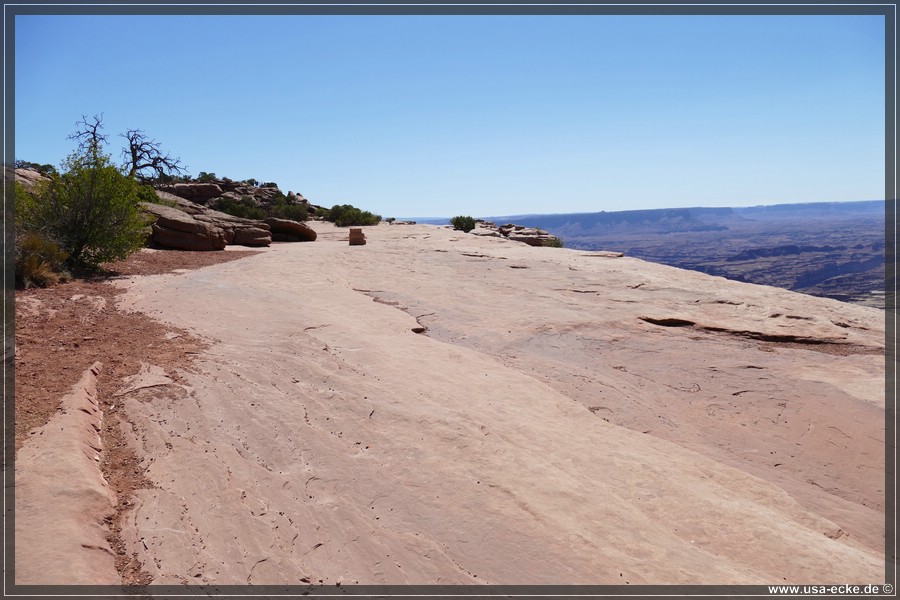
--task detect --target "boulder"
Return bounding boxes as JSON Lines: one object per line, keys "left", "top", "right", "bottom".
{"left": 264, "top": 217, "right": 317, "bottom": 242}
{"left": 471, "top": 222, "right": 503, "bottom": 238}
{"left": 14, "top": 168, "right": 51, "bottom": 192}
{"left": 151, "top": 223, "right": 228, "bottom": 251}
{"left": 141, "top": 192, "right": 271, "bottom": 249}
{"left": 473, "top": 222, "right": 563, "bottom": 247}
{"left": 349, "top": 228, "right": 367, "bottom": 246}
{"left": 157, "top": 182, "right": 224, "bottom": 204}
{"left": 141, "top": 203, "right": 229, "bottom": 250}
{"left": 142, "top": 202, "right": 211, "bottom": 236}
{"left": 504, "top": 229, "right": 553, "bottom": 247}
{"left": 231, "top": 226, "right": 273, "bottom": 247}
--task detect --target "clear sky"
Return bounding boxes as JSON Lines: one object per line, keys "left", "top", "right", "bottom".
{"left": 14, "top": 12, "right": 885, "bottom": 218}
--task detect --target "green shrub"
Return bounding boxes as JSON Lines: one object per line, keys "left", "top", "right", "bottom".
{"left": 197, "top": 171, "right": 217, "bottom": 182}
{"left": 21, "top": 151, "right": 152, "bottom": 270}
{"left": 451, "top": 215, "right": 476, "bottom": 232}
{"left": 322, "top": 204, "right": 381, "bottom": 227}
{"left": 543, "top": 236, "right": 564, "bottom": 248}
{"left": 270, "top": 194, "right": 310, "bottom": 221}
{"left": 212, "top": 196, "right": 266, "bottom": 220}
{"left": 15, "top": 232, "right": 72, "bottom": 288}
{"left": 15, "top": 160, "right": 58, "bottom": 178}
{"left": 135, "top": 184, "right": 180, "bottom": 208}
{"left": 14, "top": 182, "right": 39, "bottom": 232}
{"left": 269, "top": 203, "right": 310, "bottom": 222}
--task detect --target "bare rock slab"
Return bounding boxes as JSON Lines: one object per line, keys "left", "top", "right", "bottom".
{"left": 264, "top": 217, "right": 317, "bottom": 242}
{"left": 113, "top": 222, "right": 884, "bottom": 585}
{"left": 15, "top": 362, "right": 119, "bottom": 585}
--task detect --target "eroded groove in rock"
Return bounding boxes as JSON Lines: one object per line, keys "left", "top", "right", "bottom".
{"left": 640, "top": 316, "right": 696, "bottom": 327}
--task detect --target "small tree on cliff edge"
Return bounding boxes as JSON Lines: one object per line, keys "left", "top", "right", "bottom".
{"left": 22, "top": 115, "right": 151, "bottom": 270}
{"left": 451, "top": 215, "right": 476, "bottom": 232}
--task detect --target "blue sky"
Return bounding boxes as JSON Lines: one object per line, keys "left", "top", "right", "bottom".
{"left": 14, "top": 13, "right": 885, "bottom": 218}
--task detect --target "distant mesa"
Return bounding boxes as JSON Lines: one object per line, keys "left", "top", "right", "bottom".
{"left": 482, "top": 200, "right": 885, "bottom": 308}
{"left": 725, "top": 244, "right": 844, "bottom": 262}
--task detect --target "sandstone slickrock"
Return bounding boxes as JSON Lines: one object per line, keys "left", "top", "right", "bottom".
{"left": 141, "top": 191, "right": 271, "bottom": 249}
{"left": 142, "top": 201, "right": 229, "bottom": 251}
{"left": 15, "top": 362, "right": 120, "bottom": 585}
{"left": 156, "top": 182, "right": 223, "bottom": 204}
{"left": 14, "top": 167, "right": 51, "bottom": 192}
{"left": 105, "top": 222, "right": 884, "bottom": 586}
{"left": 264, "top": 217, "right": 317, "bottom": 242}
{"left": 472, "top": 221, "right": 563, "bottom": 247}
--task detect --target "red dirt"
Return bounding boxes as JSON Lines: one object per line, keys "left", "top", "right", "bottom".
{"left": 14, "top": 248, "right": 263, "bottom": 585}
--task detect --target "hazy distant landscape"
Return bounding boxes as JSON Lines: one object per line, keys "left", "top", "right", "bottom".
{"left": 479, "top": 200, "right": 885, "bottom": 309}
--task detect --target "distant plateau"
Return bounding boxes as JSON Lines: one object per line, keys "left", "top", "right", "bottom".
{"left": 460, "top": 200, "right": 886, "bottom": 309}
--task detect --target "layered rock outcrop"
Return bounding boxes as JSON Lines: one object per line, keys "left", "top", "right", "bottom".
{"left": 159, "top": 177, "right": 318, "bottom": 213}
{"left": 14, "top": 167, "right": 317, "bottom": 251}
{"left": 470, "top": 220, "right": 563, "bottom": 247}
{"left": 14, "top": 167, "right": 52, "bottom": 192}
{"left": 264, "top": 217, "right": 317, "bottom": 242}
{"left": 141, "top": 191, "right": 272, "bottom": 250}
{"left": 156, "top": 182, "right": 223, "bottom": 203}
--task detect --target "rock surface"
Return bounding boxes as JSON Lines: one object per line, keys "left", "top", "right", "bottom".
{"left": 158, "top": 176, "right": 320, "bottom": 213}
{"left": 156, "top": 182, "right": 223, "bottom": 203}
{"left": 472, "top": 221, "right": 562, "bottom": 247}
{"left": 264, "top": 217, "right": 317, "bottom": 242}
{"left": 15, "top": 362, "right": 120, "bottom": 585}
{"left": 142, "top": 191, "right": 272, "bottom": 249}
{"left": 100, "top": 222, "right": 885, "bottom": 586}
{"left": 142, "top": 201, "right": 229, "bottom": 251}
{"left": 13, "top": 167, "right": 51, "bottom": 192}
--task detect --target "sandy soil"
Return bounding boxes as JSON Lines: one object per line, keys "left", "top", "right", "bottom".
{"left": 14, "top": 248, "right": 262, "bottom": 584}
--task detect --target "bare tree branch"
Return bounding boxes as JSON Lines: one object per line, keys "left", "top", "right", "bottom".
{"left": 67, "top": 114, "right": 108, "bottom": 158}
{"left": 120, "top": 129, "right": 187, "bottom": 183}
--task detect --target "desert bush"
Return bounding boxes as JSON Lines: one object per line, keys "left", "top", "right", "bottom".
{"left": 267, "top": 192, "right": 309, "bottom": 222}
{"left": 322, "top": 204, "right": 381, "bottom": 227}
{"left": 22, "top": 149, "right": 151, "bottom": 270}
{"left": 14, "top": 182, "right": 39, "bottom": 231}
{"left": 135, "top": 184, "right": 179, "bottom": 207}
{"left": 15, "top": 232, "right": 72, "bottom": 288}
{"left": 197, "top": 171, "right": 217, "bottom": 182}
{"left": 451, "top": 215, "right": 476, "bottom": 232}
{"left": 212, "top": 196, "right": 266, "bottom": 220}
{"left": 269, "top": 203, "right": 310, "bottom": 222}
{"left": 543, "top": 237, "right": 564, "bottom": 248}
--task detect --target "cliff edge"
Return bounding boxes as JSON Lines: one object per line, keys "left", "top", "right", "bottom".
{"left": 18, "top": 221, "right": 885, "bottom": 586}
